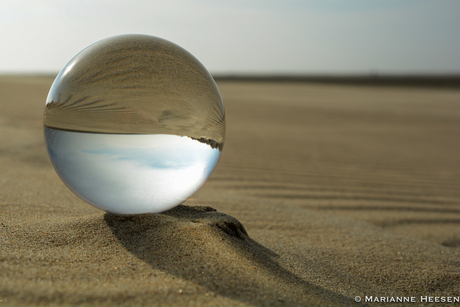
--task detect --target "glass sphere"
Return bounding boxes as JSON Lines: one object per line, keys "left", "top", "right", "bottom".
{"left": 44, "top": 34, "right": 225, "bottom": 215}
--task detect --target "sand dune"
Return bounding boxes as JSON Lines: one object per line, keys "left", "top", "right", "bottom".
{"left": 1, "top": 76, "right": 459, "bottom": 306}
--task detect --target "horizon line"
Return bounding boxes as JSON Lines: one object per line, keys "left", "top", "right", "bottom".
{"left": 1, "top": 72, "right": 459, "bottom": 88}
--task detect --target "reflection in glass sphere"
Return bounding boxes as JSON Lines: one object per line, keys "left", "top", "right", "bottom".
{"left": 44, "top": 34, "right": 225, "bottom": 214}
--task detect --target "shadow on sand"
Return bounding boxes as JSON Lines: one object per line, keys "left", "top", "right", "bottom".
{"left": 104, "top": 205, "right": 358, "bottom": 306}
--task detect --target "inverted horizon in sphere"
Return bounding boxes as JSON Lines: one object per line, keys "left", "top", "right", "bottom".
{"left": 44, "top": 34, "right": 225, "bottom": 145}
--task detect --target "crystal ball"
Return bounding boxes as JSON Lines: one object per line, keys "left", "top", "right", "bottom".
{"left": 44, "top": 34, "right": 225, "bottom": 214}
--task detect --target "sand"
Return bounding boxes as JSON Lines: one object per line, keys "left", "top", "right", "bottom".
{"left": 0, "top": 76, "right": 459, "bottom": 306}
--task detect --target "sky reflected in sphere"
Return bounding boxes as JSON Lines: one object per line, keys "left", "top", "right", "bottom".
{"left": 45, "top": 128, "right": 221, "bottom": 214}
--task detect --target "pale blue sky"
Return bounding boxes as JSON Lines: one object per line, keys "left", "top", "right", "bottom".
{"left": 2, "top": 0, "right": 459, "bottom": 74}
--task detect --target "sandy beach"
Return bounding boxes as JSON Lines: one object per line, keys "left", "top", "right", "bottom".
{"left": 1, "top": 76, "right": 459, "bottom": 306}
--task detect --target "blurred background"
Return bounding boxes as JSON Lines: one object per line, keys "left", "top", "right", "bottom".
{"left": 1, "top": 0, "right": 459, "bottom": 76}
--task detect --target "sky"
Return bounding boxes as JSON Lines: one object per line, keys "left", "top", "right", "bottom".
{"left": 1, "top": 0, "right": 460, "bottom": 75}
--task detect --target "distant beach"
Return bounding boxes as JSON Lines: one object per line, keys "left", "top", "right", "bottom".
{"left": 213, "top": 74, "right": 460, "bottom": 88}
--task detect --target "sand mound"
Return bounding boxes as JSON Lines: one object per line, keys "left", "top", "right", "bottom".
{"left": 2, "top": 205, "right": 355, "bottom": 306}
